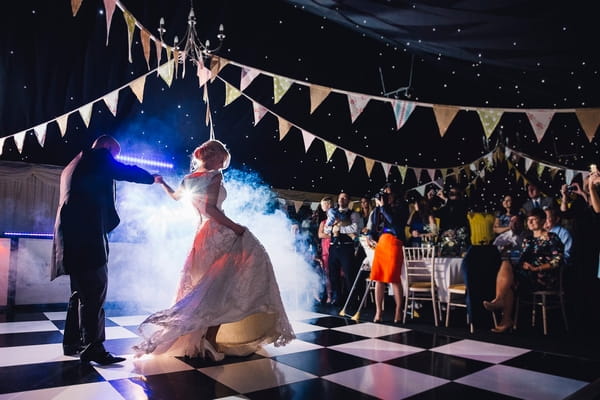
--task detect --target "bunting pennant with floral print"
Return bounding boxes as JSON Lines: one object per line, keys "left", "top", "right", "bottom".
{"left": 252, "top": 102, "right": 268, "bottom": 126}
{"left": 344, "top": 150, "right": 357, "bottom": 171}
{"left": 324, "top": 141, "right": 336, "bottom": 161}
{"left": 347, "top": 93, "right": 370, "bottom": 123}
{"left": 240, "top": 67, "right": 260, "bottom": 91}
{"left": 526, "top": 110, "right": 555, "bottom": 143}
{"left": 224, "top": 82, "right": 242, "bottom": 106}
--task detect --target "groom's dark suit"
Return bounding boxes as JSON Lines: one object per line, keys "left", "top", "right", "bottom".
{"left": 51, "top": 146, "right": 154, "bottom": 355}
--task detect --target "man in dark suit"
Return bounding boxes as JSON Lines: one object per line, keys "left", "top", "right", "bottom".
{"left": 521, "top": 182, "right": 555, "bottom": 214}
{"left": 51, "top": 135, "right": 157, "bottom": 365}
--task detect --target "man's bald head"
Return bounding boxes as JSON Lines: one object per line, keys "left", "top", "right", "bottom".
{"left": 92, "top": 135, "right": 121, "bottom": 157}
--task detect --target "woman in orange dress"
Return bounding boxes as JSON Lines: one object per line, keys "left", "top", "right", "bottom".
{"left": 368, "top": 186, "right": 409, "bottom": 323}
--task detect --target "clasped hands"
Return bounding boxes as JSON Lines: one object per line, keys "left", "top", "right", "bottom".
{"left": 522, "top": 262, "right": 545, "bottom": 272}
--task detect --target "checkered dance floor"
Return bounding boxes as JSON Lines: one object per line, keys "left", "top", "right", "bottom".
{"left": 0, "top": 305, "right": 599, "bottom": 399}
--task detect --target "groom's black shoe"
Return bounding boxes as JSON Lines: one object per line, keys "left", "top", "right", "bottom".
{"left": 80, "top": 344, "right": 125, "bottom": 365}
{"left": 63, "top": 344, "right": 84, "bottom": 356}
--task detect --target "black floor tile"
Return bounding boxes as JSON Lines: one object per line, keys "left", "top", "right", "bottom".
{"left": 0, "top": 330, "right": 64, "bottom": 347}
{"left": 379, "top": 330, "right": 461, "bottom": 349}
{"left": 51, "top": 318, "right": 118, "bottom": 330}
{"left": 0, "top": 360, "right": 105, "bottom": 394}
{"left": 0, "top": 312, "right": 49, "bottom": 322}
{"left": 110, "top": 370, "right": 238, "bottom": 400}
{"left": 177, "top": 352, "right": 264, "bottom": 368}
{"left": 295, "top": 329, "right": 368, "bottom": 347}
{"left": 502, "top": 350, "right": 600, "bottom": 383}
{"left": 246, "top": 377, "right": 379, "bottom": 400}
{"left": 386, "top": 350, "right": 493, "bottom": 380}
{"left": 300, "top": 315, "right": 361, "bottom": 329}
{"left": 404, "top": 382, "right": 522, "bottom": 399}
{"left": 272, "top": 348, "right": 374, "bottom": 376}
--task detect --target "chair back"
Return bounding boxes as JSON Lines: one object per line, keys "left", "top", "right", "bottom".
{"left": 403, "top": 246, "right": 436, "bottom": 284}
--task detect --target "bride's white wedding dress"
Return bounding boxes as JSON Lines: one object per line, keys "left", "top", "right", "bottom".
{"left": 134, "top": 170, "right": 295, "bottom": 357}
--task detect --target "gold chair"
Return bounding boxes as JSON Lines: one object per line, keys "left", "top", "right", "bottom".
{"left": 402, "top": 246, "right": 440, "bottom": 326}
{"left": 445, "top": 283, "right": 474, "bottom": 333}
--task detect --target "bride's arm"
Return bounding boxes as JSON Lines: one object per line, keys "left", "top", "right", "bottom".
{"left": 204, "top": 174, "right": 246, "bottom": 235}
{"left": 156, "top": 176, "right": 185, "bottom": 201}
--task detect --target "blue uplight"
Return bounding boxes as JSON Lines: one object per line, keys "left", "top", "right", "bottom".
{"left": 116, "top": 155, "right": 173, "bottom": 169}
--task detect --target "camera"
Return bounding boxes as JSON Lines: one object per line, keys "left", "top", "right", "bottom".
{"left": 566, "top": 185, "right": 577, "bottom": 193}
{"left": 374, "top": 190, "right": 388, "bottom": 201}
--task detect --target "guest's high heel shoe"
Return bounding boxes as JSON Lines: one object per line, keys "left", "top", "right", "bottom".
{"left": 491, "top": 321, "right": 513, "bottom": 333}
{"left": 483, "top": 300, "right": 503, "bottom": 312}
{"left": 203, "top": 339, "right": 225, "bottom": 362}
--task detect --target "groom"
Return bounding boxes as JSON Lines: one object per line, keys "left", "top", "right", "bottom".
{"left": 51, "top": 135, "right": 158, "bottom": 365}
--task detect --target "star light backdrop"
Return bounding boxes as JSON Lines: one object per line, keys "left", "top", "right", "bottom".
{"left": 1, "top": 0, "right": 599, "bottom": 212}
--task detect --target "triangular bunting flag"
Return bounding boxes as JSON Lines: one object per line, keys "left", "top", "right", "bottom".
{"left": 78, "top": 103, "right": 93, "bottom": 127}
{"left": 526, "top": 110, "right": 554, "bottom": 143}
{"left": 524, "top": 157, "right": 533, "bottom": 172}
{"left": 71, "top": 0, "right": 83, "bottom": 16}
{"left": 310, "top": 84, "right": 331, "bottom": 114}
{"left": 413, "top": 168, "right": 422, "bottom": 182}
{"left": 347, "top": 93, "right": 370, "bottom": 123}
{"left": 103, "top": 0, "right": 116, "bottom": 46}
{"left": 196, "top": 62, "right": 212, "bottom": 87}
{"left": 426, "top": 168, "right": 436, "bottom": 182}
{"left": 205, "top": 101, "right": 211, "bottom": 126}
{"left": 278, "top": 117, "right": 292, "bottom": 140}
{"left": 301, "top": 130, "right": 315, "bottom": 152}
{"left": 432, "top": 105, "right": 459, "bottom": 137}
{"left": 381, "top": 162, "right": 392, "bottom": 178}
{"left": 140, "top": 29, "right": 151, "bottom": 69}
{"left": 158, "top": 59, "right": 174, "bottom": 87}
{"left": 441, "top": 168, "right": 448, "bottom": 181}
{"left": 209, "top": 56, "right": 229, "bottom": 82}
{"left": 536, "top": 163, "right": 545, "bottom": 178}
{"left": 293, "top": 201, "right": 303, "bottom": 214}
{"left": 240, "top": 67, "right": 260, "bottom": 91}
{"left": 565, "top": 169, "right": 575, "bottom": 184}
{"left": 129, "top": 75, "right": 146, "bottom": 103}
{"left": 33, "top": 124, "right": 47, "bottom": 147}
{"left": 252, "top": 102, "right": 268, "bottom": 126}
{"left": 224, "top": 82, "right": 242, "bottom": 106}
{"left": 56, "top": 114, "right": 69, "bottom": 137}
{"left": 390, "top": 99, "right": 416, "bottom": 130}
{"left": 103, "top": 90, "right": 119, "bottom": 116}
{"left": 273, "top": 76, "right": 293, "bottom": 104}
{"left": 123, "top": 11, "right": 136, "bottom": 63}
{"left": 575, "top": 108, "right": 600, "bottom": 142}
{"left": 155, "top": 39, "right": 163, "bottom": 75}
{"left": 344, "top": 150, "right": 357, "bottom": 171}
{"left": 324, "top": 141, "right": 336, "bottom": 161}
{"left": 550, "top": 168, "right": 560, "bottom": 179}
{"left": 398, "top": 165, "right": 407, "bottom": 183}
{"left": 0, "top": 137, "right": 6, "bottom": 155}
{"left": 364, "top": 158, "right": 375, "bottom": 177}
{"left": 414, "top": 184, "right": 426, "bottom": 197}
{"left": 13, "top": 131, "right": 26, "bottom": 153}
{"left": 477, "top": 109, "right": 503, "bottom": 138}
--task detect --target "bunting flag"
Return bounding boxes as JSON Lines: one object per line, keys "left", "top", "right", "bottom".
{"left": 205, "top": 101, "right": 211, "bottom": 126}
{"left": 414, "top": 184, "right": 426, "bottom": 197}
{"left": 565, "top": 169, "right": 575, "bottom": 184}
{"left": 293, "top": 201, "right": 304, "bottom": 214}
{"left": 158, "top": 59, "right": 174, "bottom": 87}
{"left": 575, "top": 108, "right": 600, "bottom": 142}
{"left": 13, "top": 131, "right": 26, "bottom": 153}
{"left": 103, "top": 0, "right": 117, "bottom": 46}
{"left": 310, "top": 84, "right": 331, "bottom": 114}
{"left": 390, "top": 99, "right": 416, "bottom": 130}
{"left": 129, "top": 75, "right": 146, "bottom": 103}
{"left": 550, "top": 167, "right": 560, "bottom": 179}
{"left": 432, "top": 105, "right": 459, "bottom": 137}
{"left": 273, "top": 76, "right": 293, "bottom": 104}
{"left": 123, "top": 11, "right": 136, "bottom": 63}
{"left": 536, "top": 163, "right": 545, "bottom": 178}
{"left": 526, "top": 110, "right": 555, "bottom": 142}
{"left": 364, "top": 158, "right": 375, "bottom": 177}
{"left": 426, "top": 168, "right": 436, "bottom": 182}
{"left": 347, "top": 93, "right": 370, "bottom": 123}
{"left": 173, "top": 49, "right": 180, "bottom": 78}
{"left": 140, "top": 29, "right": 151, "bottom": 69}
{"left": 33, "top": 124, "right": 47, "bottom": 147}
{"left": 71, "top": 0, "right": 83, "bottom": 16}
{"left": 413, "top": 168, "right": 422, "bottom": 182}
{"left": 79, "top": 103, "right": 93, "bottom": 127}
{"left": 210, "top": 56, "right": 229, "bottom": 82}
{"left": 240, "top": 67, "right": 260, "bottom": 91}
{"left": 301, "top": 130, "right": 315, "bottom": 152}
{"left": 278, "top": 117, "right": 292, "bottom": 140}
{"left": 103, "top": 90, "right": 119, "bottom": 116}
{"left": 56, "top": 114, "right": 69, "bottom": 137}
{"left": 524, "top": 157, "right": 533, "bottom": 172}
{"left": 344, "top": 150, "right": 357, "bottom": 171}
{"left": 224, "top": 82, "right": 242, "bottom": 106}
{"left": 398, "top": 165, "right": 408, "bottom": 182}
{"left": 381, "top": 162, "right": 392, "bottom": 178}
{"left": 196, "top": 62, "right": 212, "bottom": 88}
{"left": 0, "top": 137, "right": 6, "bottom": 155}
{"left": 323, "top": 141, "right": 336, "bottom": 161}
{"left": 252, "top": 102, "right": 268, "bottom": 126}
{"left": 155, "top": 39, "right": 162, "bottom": 75}
{"left": 441, "top": 168, "right": 448, "bottom": 181}
{"left": 477, "top": 109, "right": 503, "bottom": 138}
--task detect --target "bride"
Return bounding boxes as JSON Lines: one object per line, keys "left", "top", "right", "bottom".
{"left": 133, "top": 139, "right": 295, "bottom": 361}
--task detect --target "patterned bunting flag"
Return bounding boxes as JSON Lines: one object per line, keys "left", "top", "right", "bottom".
{"left": 301, "top": 130, "right": 315, "bottom": 152}
{"left": 155, "top": 40, "right": 162, "bottom": 75}
{"left": 524, "top": 157, "right": 533, "bottom": 172}
{"left": 347, "top": 93, "right": 370, "bottom": 123}
{"left": 273, "top": 76, "right": 293, "bottom": 104}
{"left": 240, "top": 67, "right": 260, "bottom": 91}
{"left": 398, "top": 165, "right": 407, "bottom": 183}
{"left": 103, "top": 0, "right": 116, "bottom": 46}
{"left": 123, "top": 11, "right": 136, "bottom": 63}
{"left": 158, "top": 59, "right": 174, "bottom": 87}
{"left": 344, "top": 150, "right": 357, "bottom": 171}
{"left": 390, "top": 99, "right": 416, "bottom": 130}
{"left": 381, "top": 162, "right": 392, "bottom": 178}
{"left": 413, "top": 168, "right": 422, "bottom": 183}
{"left": 526, "top": 110, "right": 554, "bottom": 142}
{"left": 252, "top": 102, "right": 268, "bottom": 126}
{"left": 324, "top": 141, "right": 336, "bottom": 161}
{"left": 196, "top": 62, "right": 211, "bottom": 87}
{"left": 310, "top": 85, "right": 331, "bottom": 114}
{"left": 536, "top": 163, "right": 545, "bottom": 178}
{"left": 565, "top": 169, "right": 575, "bottom": 184}
{"left": 210, "top": 57, "right": 229, "bottom": 82}
{"left": 426, "top": 168, "right": 436, "bottom": 182}
{"left": 477, "top": 109, "right": 503, "bottom": 138}
{"left": 224, "top": 82, "right": 242, "bottom": 106}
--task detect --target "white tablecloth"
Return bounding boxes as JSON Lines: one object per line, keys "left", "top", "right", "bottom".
{"left": 400, "top": 256, "right": 464, "bottom": 303}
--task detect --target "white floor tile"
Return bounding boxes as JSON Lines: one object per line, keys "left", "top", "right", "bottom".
{"left": 256, "top": 339, "right": 322, "bottom": 357}
{"left": 107, "top": 315, "right": 150, "bottom": 327}
{"left": 92, "top": 354, "right": 194, "bottom": 381}
{"left": 0, "top": 320, "right": 58, "bottom": 334}
{"left": 43, "top": 311, "right": 67, "bottom": 320}
{"left": 331, "top": 322, "right": 410, "bottom": 337}
{"left": 0, "top": 344, "right": 70, "bottom": 367}
{"left": 104, "top": 326, "right": 139, "bottom": 340}
{"left": 431, "top": 339, "right": 530, "bottom": 363}
{"left": 286, "top": 310, "right": 330, "bottom": 320}
{"left": 290, "top": 320, "right": 327, "bottom": 334}
{"left": 198, "top": 358, "right": 315, "bottom": 393}
{"left": 323, "top": 363, "right": 448, "bottom": 399}
{"left": 0, "top": 382, "right": 124, "bottom": 400}
{"left": 329, "top": 338, "right": 424, "bottom": 362}
{"left": 456, "top": 364, "right": 588, "bottom": 400}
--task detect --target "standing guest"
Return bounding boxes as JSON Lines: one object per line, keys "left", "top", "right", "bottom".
{"left": 493, "top": 194, "right": 517, "bottom": 236}
{"left": 357, "top": 195, "right": 374, "bottom": 234}
{"left": 317, "top": 196, "right": 334, "bottom": 304}
{"left": 435, "top": 186, "right": 471, "bottom": 248}
{"left": 521, "top": 182, "right": 555, "bottom": 214}
{"left": 369, "top": 186, "right": 409, "bottom": 323}
{"left": 134, "top": 139, "right": 294, "bottom": 360}
{"left": 405, "top": 197, "right": 438, "bottom": 247}
{"left": 51, "top": 135, "right": 157, "bottom": 365}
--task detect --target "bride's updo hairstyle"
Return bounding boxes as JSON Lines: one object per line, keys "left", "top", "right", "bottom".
{"left": 191, "top": 139, "right": 231, "bottom": 171}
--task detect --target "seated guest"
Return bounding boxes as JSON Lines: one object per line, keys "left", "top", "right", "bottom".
{"left": 483, "top": 208, "right": 564, "bottom": 333}
{"left": 521, "top": 182, "right": 556, "bottom": 214}
{"left": 543, "top": 206, "right": 573, "bottom": 265}
{"left": 493, "top": 214, "right": 526, "bottom": 261}
{"left": 493, "top": 194, "right": 518, "bottom": 235}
